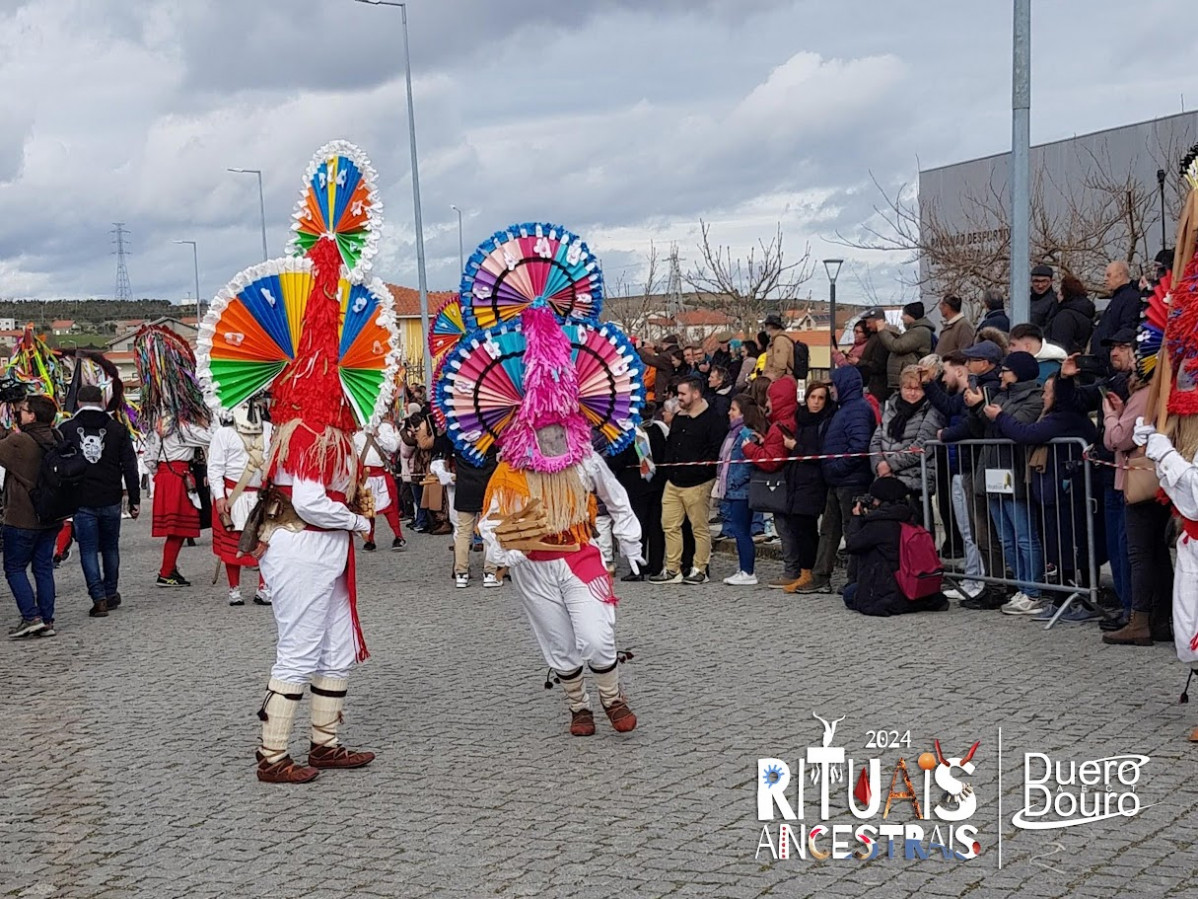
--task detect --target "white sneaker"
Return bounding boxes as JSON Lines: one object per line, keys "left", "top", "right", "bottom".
{"left": 943, "top": 583, "right": 983, "bottom": 602}
{"left": 723, "top": 571, "right": 758, "bottom": 586}
{"left": 1001, "top": 592, "right": 1043, "bottom": 615}
{"left": 228, "top": 587, "right": 244, "bottom": 606}
{"left": 483, "top": 572, "right": 500, "bottom": 588}
{"left": 455, "top": 573, "right": 469, "bottom": 589}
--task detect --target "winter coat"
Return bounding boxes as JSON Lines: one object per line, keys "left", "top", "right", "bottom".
{"left": 637, "top": 347, "right": 677, "bottom": 402}
{"left": 869, "top": 395, "right": 943, "bottom": 495}
{"left": 936, "top": 315, "right": 975, "bottom": 359}
{"left": 787, "top": 407, "right": 832, "bottom": 516}
{"left": 735, "top": 355, "right": 758, "bottom": 389}
{"left": 1029, "top": 289, "right": 1059, "bottom": 329}
{"left": 706, "top": 384, "right": 734, "bottom": 424}
{"left": 1102, "top": 384, "right": 1151, "bottom": 493}
{"left": 991, "top": 406, "right": 1096, "bottom": 505}
{"left": 1091, "top": 281, "right": 1143, "bottom": 371}
{"left": 820, "top": 367, "right": 876, "bottom": 489}
{"left": 0, "top": 421, "right": 61, "bottom": 530}
{"left": 722, "top": 427, "right": 754, "bottom": 502}
{"left": 855, "top": 333, "right": 890, "bottom": 402}
{"left": 843, "top": 502, "right": 944, "bottom": 617}
{"left": 921, "top": 379, "right": 966, "bottom": 475}
{"left": 959, "top": 379, "right": 1044, "bottom": 496}
{"left": 937, "top": 366, "right": 1002, "bottom": 443}
{"left": 876, "top": 318, "right": 935, "bottom": 390}
{"left": 1034, "top": 341, "right": 1068, "bottom": 383}
{"left": 742, "top": 378, "right": 799, "bottom": 474}
{"left": 60, "top": 407, "right": 141, "bottom": 509}
{"left": 762, "top": 332, "right": 795, "bottom": 382}
{"left": 1044, "top": 294, "right": 1096, "bottom": 355}
{"left": 977, "top": 308, "right": 1011, "bottom": 333}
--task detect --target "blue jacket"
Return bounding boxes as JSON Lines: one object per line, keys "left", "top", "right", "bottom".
{"left": 821, "top": 366, "right": 876, "bottom": 488}
{"left": 724, "top": 426, "right": 753, "bottom": 501}
{"left": 991, "top": 407, "right": 1096, "bottom": 505}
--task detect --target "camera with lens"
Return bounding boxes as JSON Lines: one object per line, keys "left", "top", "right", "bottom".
{"left": 0, "top": 376, "right": 28, "bottom": 405}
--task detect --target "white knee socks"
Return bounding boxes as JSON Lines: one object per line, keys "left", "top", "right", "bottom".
{"left": 310, "top": 675, "right": 348, "bottom": 747}
{"left": 258, "top": 677, "right": 305, "bottom": 763}
{"left": 591, "top": 664, "right": 623, "bottom": 709}
{"left": 557, "top": 668, "right": 591, "bottom": 712}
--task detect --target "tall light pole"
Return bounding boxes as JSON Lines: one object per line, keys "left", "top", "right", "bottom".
{"left": 450, "top": 204, "right": 464, "bottom": 275}
{"left": 823, "top": 258, "right": 844, "bottom": 356}
{"left": 353, "top": 0, "right": 432, "bottom": 391}
{"left": 228, "top": 167, "right": 269, "bottom": 261}
{"left": 1009, "top": 0, "right": 1031, "bottom": 326}
{"left": 1157, "top": 168, "right": 1168, "bottom": 254}
{"left": 173, "top": 240, "right": 201, "bottom": 320}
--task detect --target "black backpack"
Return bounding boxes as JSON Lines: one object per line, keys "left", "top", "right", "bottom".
{"left": 791, "top": 337, "right": 810, "bottom": 380}
{"left": 30, "top": 437, "right": 89, "bottom": 524}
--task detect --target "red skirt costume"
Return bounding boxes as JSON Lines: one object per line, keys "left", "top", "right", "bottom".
{"left": 152, "top": 460, "right": 201, "bottom": 538}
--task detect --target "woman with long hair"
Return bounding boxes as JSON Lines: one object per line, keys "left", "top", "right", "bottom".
{"left": 717, "top": 394, "right": 769, "bottom": 585}
{"left": 779, "top": 380, "right": 836, "bottom": 592}
{"left": 869, "top": 365, "right": 943, "bottom": 523}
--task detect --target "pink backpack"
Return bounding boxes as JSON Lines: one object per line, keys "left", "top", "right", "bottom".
{"left": 896, "top": 522, "right": 944, "bottom": 600}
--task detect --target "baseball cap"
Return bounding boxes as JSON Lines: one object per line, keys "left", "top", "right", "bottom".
{"left": 961, "top": 340, "right": 1003, "bottom": 364}
{"left": 1101, "top": 326, "right": 1137, "bottom": 347}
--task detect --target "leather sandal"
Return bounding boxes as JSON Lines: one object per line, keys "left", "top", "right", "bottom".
{"left": 255, "top": 752, "right": 319, "bottom": 784}
{"left": 308, "top": 743, "right": 376, "bottom": 769}
{"left": 569, "top": 708, "right": 596, "bottom": 737}
{"left": 602, "top": 699, "right": 637, "bottom": 733}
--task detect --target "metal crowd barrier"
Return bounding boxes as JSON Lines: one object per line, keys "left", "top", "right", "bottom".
{"left": 918, "top": 437, "right": 1099, "bottom": 629}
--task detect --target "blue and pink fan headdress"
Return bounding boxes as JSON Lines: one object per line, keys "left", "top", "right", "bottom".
{"left": 435, "top": 222, "right": 644, "bottom": 472}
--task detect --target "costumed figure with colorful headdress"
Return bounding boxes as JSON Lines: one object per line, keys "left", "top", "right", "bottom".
{"left": 137, "top": 324, "right": 213, "bottom": 589}
{"left": 197, "top": 141, "right": 399, "bottom": 783}
{"left": 1131, "top": 144, "right": 1198, "bottom": 742}
{"left": 206, "top": 393, "right": 272, "bottom": 606}
{"left": 438, "top": 223, "right": 646, "bottom": 737}
{"left": 353, "top": 415, "right": 405, "bottom": 551}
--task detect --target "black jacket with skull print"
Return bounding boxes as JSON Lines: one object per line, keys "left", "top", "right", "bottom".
{"left": 60, "top": 408, "right": 141, "bottom": 510}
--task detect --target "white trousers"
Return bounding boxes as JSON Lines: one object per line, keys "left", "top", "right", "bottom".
{"left": 365, "top": 473, "right": 393, "bottom": 512}
{"left": 260, "top": 528, "right": 357, "bottom": 685}
{"left": 511, "top": 557, "right": 617, "bottom": 672}
{"left": 1174, "top": 538, "right": 1198, "bottom": 667}
{"left": 594, "top": 514, "right": 614, "bottom": 565}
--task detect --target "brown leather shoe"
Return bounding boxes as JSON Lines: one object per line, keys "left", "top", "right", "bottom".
{"left": 603, "top": 700, "right": 637, "bottom": 733}
{"left": 1102, "top": 610, "right": 1152, "bottom": 646}
{"left": 308, "top": 743, "right": 375, "bottom": 769}
{"left": 88, "top": 600, "right": 108, "bottom": 618}
{"left": 570, "top": 708, "right": 596, "bottom": 736}
{"left": 256, "top": 752, "right": 319, "bottom": 784}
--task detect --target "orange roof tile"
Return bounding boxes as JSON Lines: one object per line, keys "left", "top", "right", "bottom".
{"left": 385, "top": 284, "right": 458, "bottom": 318}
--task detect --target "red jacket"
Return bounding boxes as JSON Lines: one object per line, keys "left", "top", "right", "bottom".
{"left": 742, "top": 377, "right": 798, "bottom": 473}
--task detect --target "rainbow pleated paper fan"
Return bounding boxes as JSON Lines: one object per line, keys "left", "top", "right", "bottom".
{"left": 435, "top": 319, "right": 643, "bottom": 466}
{"left": 460, "top": 222, "right": 603, "bottom": 331}
{"left": 197, "top": 257, "right": 400, "bottom": 429}
{"left": 430, "top": 295, "right": 467, "bottom": 361}
{"left": 288, "top": 140, "right": 382, "bottom": 280}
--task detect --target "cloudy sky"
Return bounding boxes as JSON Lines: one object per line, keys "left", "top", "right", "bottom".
{"left": 1, "top": 0, "right": 1194, "bottom": 307}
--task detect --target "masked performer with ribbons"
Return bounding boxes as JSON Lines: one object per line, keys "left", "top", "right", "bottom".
{"left": 137, "top": 325, "right": 213, "bottom": 588}
{"left": 1132, "top": 144, "right": 1198, "bottom": 742}
{"left": 207, "top": 395, "right": 272, "bottom": 606}
{"left": 198, "top": 140, "right": 400, "bottom": 782}
{"left": 438, "top": 222, "right": 646, "bottom": 737}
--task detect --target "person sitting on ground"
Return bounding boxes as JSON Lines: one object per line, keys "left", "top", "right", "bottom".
{"left": 841, "top": 476, "right": 949, "bottom": 617}
{"left": 1008, "top": 322, "right": 1068, "bottom": 383}
{"left": 869, "top": 364, "right": 943, "bottom": 522}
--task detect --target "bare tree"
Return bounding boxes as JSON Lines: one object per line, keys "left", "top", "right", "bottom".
{"left": 601, "top": 241, "right": 665, "bottom": 337}
{"left": 835, "top": 133, "right": 1190, "bottom": 307}
{"left": 684, "top": 220, "right": 813, "bottom": 327}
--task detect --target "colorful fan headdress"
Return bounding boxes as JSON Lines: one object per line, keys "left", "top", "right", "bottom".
{"left": 437, "top": 222, "right": 643, "bottom": 471}
{"left": 197, "top": 141, "right": 399, "bottom": 486}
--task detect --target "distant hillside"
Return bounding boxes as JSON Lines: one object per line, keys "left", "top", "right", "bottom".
{"left": 0, "top": 299, "right": 181, "bottom": 331}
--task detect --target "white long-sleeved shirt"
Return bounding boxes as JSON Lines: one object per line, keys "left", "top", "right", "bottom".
{"left": 207, "top": 424, "right": 271, "bottom": 500}
{"left": 273, "top": 468, "right": 371, "bottom": 533}
{"left": 144, "top": 423, "right": 213, "bottom": 470}
{"left": 1155, "top": 445, "right": 1198, "bottom": 522}
{"left": 353, "top": 423, "right": 400, "bottom": 469}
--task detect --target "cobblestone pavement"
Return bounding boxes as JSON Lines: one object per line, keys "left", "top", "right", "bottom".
{"left": 3, "top": 517, "right": 1198, "bottom": 899}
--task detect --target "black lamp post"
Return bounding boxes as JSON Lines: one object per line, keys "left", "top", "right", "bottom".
{"left": 823, "top": 258, "right": 844, "bottom": 353}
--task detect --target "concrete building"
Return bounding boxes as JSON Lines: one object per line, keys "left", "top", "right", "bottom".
{"left": 918, "top": 111, "right": 1198, "bottom": 306}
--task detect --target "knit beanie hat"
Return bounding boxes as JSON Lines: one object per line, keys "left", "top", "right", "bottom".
{"left": 868, "top": 476, "right": 910, "bottom": 504}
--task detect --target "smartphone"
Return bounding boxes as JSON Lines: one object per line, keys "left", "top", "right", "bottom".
{"left": 982, "top": 387, "right": 993, "bottom": 406}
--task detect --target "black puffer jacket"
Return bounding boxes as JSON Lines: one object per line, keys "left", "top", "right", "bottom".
{"left": 843, "top": 501, "right": 945, "bottom": 617}
{"left": 1044, "top": 294, "right": 1096, "bottom": 355}
{"left": 787, "top": 405, "right": 832, "bottom": 516}
{"left": 454, "top": 449, "right": 497, "bottom": 513}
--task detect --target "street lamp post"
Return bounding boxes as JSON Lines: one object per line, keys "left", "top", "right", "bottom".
{"left": 353, "top": 0, "right": 433, "bottom": 392}
{"left": 450, "top": 204, "right": 464, "bottom": 276}
{"left": 173, "top": 240, "right": 201, "bottom": 320}
{"left": 1157, "top": 168, "right": 1168, "bottom": 254}
{"left": 228, "top": 167, "right": 269, "bottom": 261}
{"left": 823, "top": 258, "right": 844, "bottom": 356}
